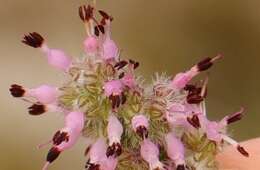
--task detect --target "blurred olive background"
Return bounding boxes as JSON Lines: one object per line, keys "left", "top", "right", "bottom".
{"left": 1, "top": 0, "right": 260, "bottom": 169}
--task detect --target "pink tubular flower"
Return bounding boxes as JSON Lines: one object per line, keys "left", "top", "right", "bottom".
{"left": 27, "top": 103, "right": 62, "bottom": 116}
{"left": 64, "top": 111, "right": 85, "bottom": 132}
{"left": 131, "top": 114, "right": 149, "bottom": 139}
{"left": 166, "top": 102, "right": 202, "bottom": 128}
{"left": 100, "top": 17, "right": 118, "bottom": 61}
{"left": 89, "top": 138, "right": 107, "bottom": 165}
{"left": 171, "top": 55, "right": 222, "bottom": 90}
{"left": 140, "top": 139, "right": 164, "bottom": 170}
{"left": 86, "top": 138, "right": 118, "bottom": 170}
{"left": 165, "top": 133, "right": 185, "bottom": 169}
{"left": 42, "top": 111, "right": 84, "bottom": 170}
{"left": 83, "top": 36, "right": 99, "bottom": 55}
{"left": 27, "top": 85, "right": 58, "bottom": 104}
{"left": 106, "top": 114, "right": 123, "bottom": 157}
{"left": 9, "top": 84, "right": 58, "bottom": 104}
{"left": 102, "top": 38, "right": 118, "bottom": 61}
{"left": 22, "top": 32, "right": 72, "bottom": 72}
{"left": 100, "top": 157, "right": 118, "bottom": 170}
{"left": 103, "top": 80, "right": 123, "bottom": 97}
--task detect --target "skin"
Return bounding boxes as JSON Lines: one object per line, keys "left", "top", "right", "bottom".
{"left": 217, "top": 138, "right": 260, "bottom": 170}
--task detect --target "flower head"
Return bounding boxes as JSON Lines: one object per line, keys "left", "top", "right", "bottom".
{"left": 10, "top": 3, "right": 249, "bottom": 170}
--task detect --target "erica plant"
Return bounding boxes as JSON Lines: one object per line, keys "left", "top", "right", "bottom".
{"left": 9, "top": 2, "right": 249, "bottom": 170}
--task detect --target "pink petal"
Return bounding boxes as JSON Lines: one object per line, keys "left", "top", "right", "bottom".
{"left": 89, "top": 138, "right": 107, "bottom": 164}
{"left": 131, "top": 114, "right": 149, "bottom": 130}
{"left": 27, "top": 85, "right": 58, "bottom": 104}
{"left": 84, "top": 36, "right": 99, "bottom": 55}
{"left": 64, "top": 111, "right": 85, "bottom": 132}
{"left": 121, "top": 73, "right": 135, "bottom": 88}
{"left": 103, "top": 80, "right": 123, "bottom": 96}
{"left": 102, "top": 38, "right": 118, "bottom": 61}
{"left": 107, "top": 114, "right": 123, "bottom": 144}
{"left": 41, "top": 46, "right": 71, "bottom": 71}
{"left": 165, "top": 133, "right": 185, "bottom": 165}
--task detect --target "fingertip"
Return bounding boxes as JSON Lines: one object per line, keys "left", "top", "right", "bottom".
{"left": 217, "top": 138, "right": 260, "bottom": 170}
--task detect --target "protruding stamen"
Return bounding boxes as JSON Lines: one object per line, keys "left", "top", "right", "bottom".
{"left": 136, "top": 126, "right": 148, "bottom": 139}
{"left": 129, "top": 59, "right": 139, "bottom": 69}
{"left": 52, "top": 131, "right": 70, "bottom": 145}
{"left": 84, "top": 146, "right": 91, "bottom": 156}
{"left": 187, "top": 115, "right": 201, "bottom": 129}
{"left": 197, "top": 54, "right": 223, "bottom": 72}
{"left": 22, "top": 32, "right": 44, "bottom": 48}
{"left": 237, "top": 145, "right": 249, "bottom": 157}
{"left": 227, "top": 108, "right": 244, "bottom": 124}
{"left": 28, "top": 104, "right": 46, "bottom": 115}
{"left": 46, "top": 147, "right": 61, "bottom": 164}
{"left": 98, "top": 10, "right": 113, "bottom": 22}
{"left": 38, "top": 140, "right": 52, "bottom": 149}
{"left": 118, "top": 72, "right": 125, "bottom": 79}
{"left": 98, "top": 25, "right": 105, "bottom": 34}
{"left": 187, "top": 93, "right": 203, "bottom": 104}
{"left": 114, "top": 60, "right": 128, "bottom": 70}
{"left": 106, "top": 142, "right": 122, "bottom": 157}
{"left": 85, "top": 159, "right": 99, "bottom": 170}
{"left": 176, "top": 165, "right": 185, "bottom": 170}
{"left": 222, "top": 135, "right": 249, "bottom": 157}
{"left": 94, "top": 26, "right": 100, "bottom": 36}
{"left": 79, "top": 5, "right": 94, "bottom": 22}
{"left": 9, "top": 84, "right": 26, "bottom": 97}
{"left": 85, "top": 163, "right": 100, "bottom": 170}
{"left": 200, "top": 76, "right": 209, "bottom": 98}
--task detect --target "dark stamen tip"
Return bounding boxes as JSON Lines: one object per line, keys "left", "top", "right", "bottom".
{"left": 237, "top": 145, "right": 249, "bottom": 157}
{"left": 52, "top": 131, "right": 69, "bottom": 145}
{"left": 119, "top": 72, "right": 125, "bottom": 79}
{"left": 22, "top": 32, "right": 44, "bottom": 48}
{"left": 176, "top": 164, "right": 185, "bottom": 170}
{"left": 79, "top": 5, "right": 94, "bottom": 22}
{"left": 98, "top": 10, "right": 110, "bottom": 19}
{"left": 136, "top": 126, "right": 148, "bottom": 139}
{"left": 187, "top": 94, "right": 203, "bottom": 104}
{"left": 114, "top": 60, "right": 128, "bottom": 70}
{"left": 84, "top": 146, "right": 91, "bottom": 156}
{"left": 197, "top": 57, "right": 213, "bottom": 72}
{"left": 98, "top": 25, "right": 105, "bottom": 34}
{"left": 9, "top": 84, "right": 25, "bottom": 97}
{"left": 94, "top": 26, "right": 100, "bottom": 36}
{"left": 106, "top": 143, "right": 122, "bottom": 157}
{"left": 227, "top": 108, "right": 244, "bottom": 124}
{"left": 46, "top": 147, "right": 61, "bottom": 163}
{"left": 187, "top": 115, "right": 201, "bottom": 129}
{"left": 134, "top": 62, "right": 139, "bottom": 69}
{"left": 28, "top": 104, "right": 46, "bottom": 115}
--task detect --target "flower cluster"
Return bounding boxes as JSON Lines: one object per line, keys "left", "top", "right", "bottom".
{"left": 9, "top": 3, "right": 249, "bottom": 170}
